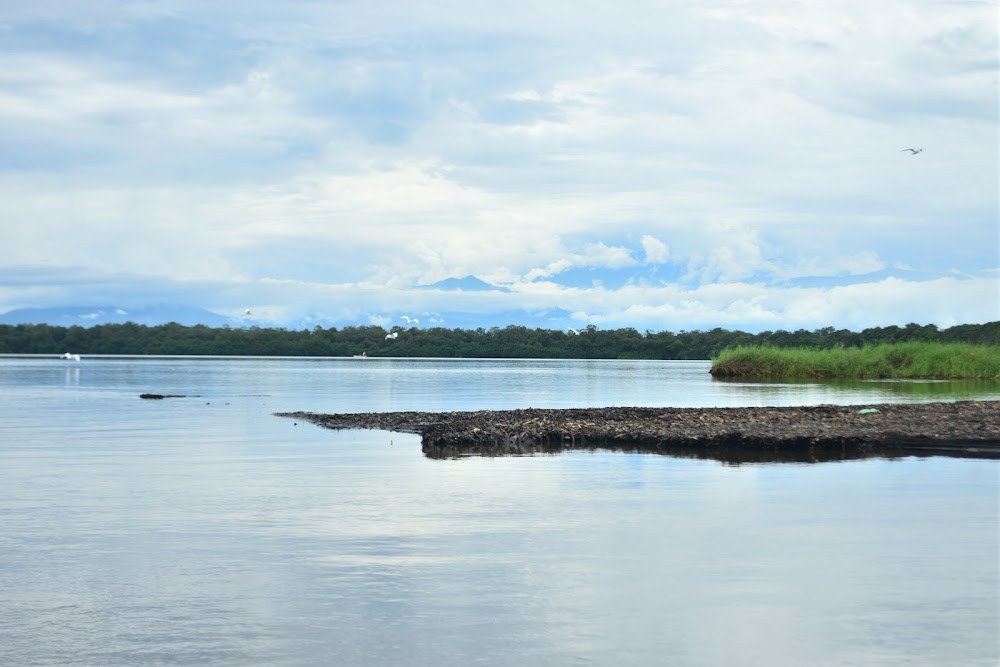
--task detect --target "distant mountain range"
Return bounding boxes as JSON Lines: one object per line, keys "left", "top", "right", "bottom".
{"left": 0, "top": 304, "right": 582, "bottom": 332}
{"left": 0, "top": 297, "right": 581, "bottom": 332}
{"left": 281, "top": 307, "right": 577, "bottom": 332}
{"left": 1, "top": 268, "right": 952, "bottom": 332}
{"left": 0, "top": 305, "right": 235, "bottom": 328}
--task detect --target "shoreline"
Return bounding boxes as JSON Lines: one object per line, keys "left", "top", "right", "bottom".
{"left": 278, "top": 400, "right": 1000, "bottom": 463}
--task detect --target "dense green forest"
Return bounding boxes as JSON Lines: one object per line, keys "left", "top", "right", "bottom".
{"left": 1, "top": 321, "right": 997, "bottom": 360}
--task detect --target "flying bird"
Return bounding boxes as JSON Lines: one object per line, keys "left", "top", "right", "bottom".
{"left": 401, "top": 315, "right": 419, "bottom": 324}
{"left": 385, "top": 332, "right": 399, "bottom": 340}
{"left": 60, "top": 352, "right": 81, "bottom": 361}
{"left": 568, "top": 328, "right": 581, "bottom": 335}
{"left": 901, "top": 148, "right": 923, "bottom": 155}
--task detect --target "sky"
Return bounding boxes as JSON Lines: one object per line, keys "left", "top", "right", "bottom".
{"left": 0, "top": 0, "right": 997, "bottom": 333}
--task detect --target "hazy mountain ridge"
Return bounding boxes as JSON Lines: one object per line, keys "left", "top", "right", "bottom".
{"left": 0, "top": 303, "right": 582, "bottom": 332}
{"left": 0, "top": 305, "right": 235, "bottom": 328}
{"left": 419, "top": 275, "right": 512, "bottom": 292}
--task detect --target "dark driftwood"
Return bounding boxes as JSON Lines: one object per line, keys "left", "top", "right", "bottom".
{"left": 277, "top": 400, "right": 1000, "bottom": 463}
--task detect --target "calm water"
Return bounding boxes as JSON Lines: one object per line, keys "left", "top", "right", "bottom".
{"left": 1, "top": 356, "right": 997, "bottom": 666}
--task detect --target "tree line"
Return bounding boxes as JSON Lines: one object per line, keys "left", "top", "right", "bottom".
{"left": 1, "top": 320, "right": 997, "bottom": 360}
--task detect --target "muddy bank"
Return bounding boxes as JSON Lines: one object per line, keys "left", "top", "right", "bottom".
{"left": 277, "top": 401, "right": 1000, "bottom": 463}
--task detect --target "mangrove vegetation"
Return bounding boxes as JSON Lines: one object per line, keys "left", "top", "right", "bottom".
{"left": 710, "top": 342, "right": 1000, "bottom": 380}
{"left": 0, "top": 320, "right": 997, "bottom": 361}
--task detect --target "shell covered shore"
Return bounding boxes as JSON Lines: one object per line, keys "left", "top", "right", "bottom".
{"left": 278, "top": 400, "right": 1000, "bottom": 463}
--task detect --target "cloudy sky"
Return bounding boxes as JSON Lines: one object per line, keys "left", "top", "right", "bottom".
{"left": 1, "top": 0, "right": 997, "bottom": 332}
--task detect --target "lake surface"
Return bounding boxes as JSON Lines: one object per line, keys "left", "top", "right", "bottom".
{"left": 1, "top": 356, "right": 997, "bottom": 666}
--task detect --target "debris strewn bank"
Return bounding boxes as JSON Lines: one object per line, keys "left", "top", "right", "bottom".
{"left": 277, "top": 400, "right": 1000, "bottom": 463}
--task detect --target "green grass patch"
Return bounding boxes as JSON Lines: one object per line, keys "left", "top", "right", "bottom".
{"left": 710, "top": 342, "right": 1000, "bottom": 379}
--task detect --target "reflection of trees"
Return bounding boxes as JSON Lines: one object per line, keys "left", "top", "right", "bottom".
{"left": 712, "top": 376, "right": 997, "bottom": 400}
{"left": 0, "top": 320, "right": 997, "bottom": 359}
{"left": 421, "top": 439, "right": 885, "bottom": 464}
{"left": 420, "top": 437, "right": 998, "bottom": 463}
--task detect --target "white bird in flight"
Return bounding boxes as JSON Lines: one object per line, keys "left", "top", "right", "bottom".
{"left": 568, "top": 328, "right": 581, "bottom": 335}
{"left": 902, "top": 148, "right": 923, "bottom": 155}
{"left": 385, "top": 332, "right": 398, "bottom": 340}
{"left": 60, "top": 352, "right": 81, "bottom": 361}
{"left": 401, "top": 315, "right": 419, "bottom": 324}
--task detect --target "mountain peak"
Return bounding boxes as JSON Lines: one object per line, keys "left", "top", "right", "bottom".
{"left": 420, "top": 276, "right": 511, "bottom": 292}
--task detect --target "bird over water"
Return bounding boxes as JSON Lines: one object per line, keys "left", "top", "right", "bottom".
{"left": 902, "top": 148, "right": 923, "bottom": 155}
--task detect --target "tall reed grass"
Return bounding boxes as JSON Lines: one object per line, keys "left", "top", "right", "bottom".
{"left": 710, "top": 342, "right": 1000, "bottom": 379}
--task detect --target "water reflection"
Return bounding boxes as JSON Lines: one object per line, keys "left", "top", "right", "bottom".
{"left": 712, "top": 375, "right": 1000, "bottom": 401}
{"left": 420, "top": 438, "right": 996, "bottom": 464}
{"left": 421, "top": 439, "right": 885, "bottom": 464}
{"left": 3, "top": 355, "right": 999, "bottom": 411}
{"left": 63, "top": 366, "right": 80, "bottom": 386}
{"left": 0, "top": 357, "right": 997, "bottom": 666}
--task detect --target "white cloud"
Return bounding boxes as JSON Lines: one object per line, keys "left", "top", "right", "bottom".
{"left": 570, "top": 276, "right": 999, "bottom": 332}
{"left": 641, "top": 236, "right": 670, "bottom": 265}
{"left": 579, "top": 242, "right": 636, "bottom": 269}
{"left": 0, "top": 0, "right": 995, "bottom": 332}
